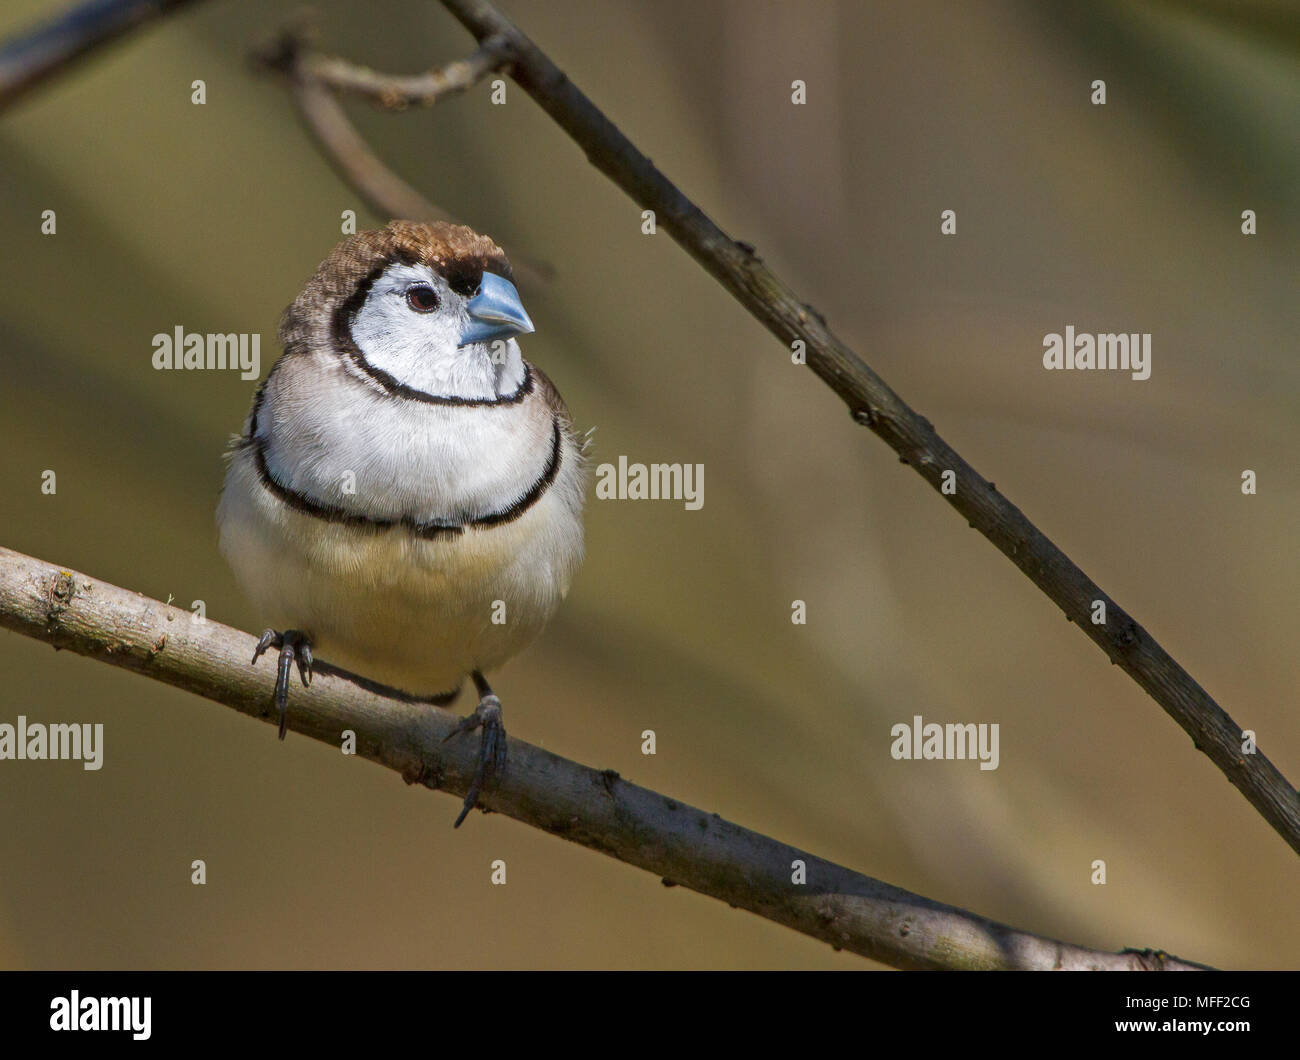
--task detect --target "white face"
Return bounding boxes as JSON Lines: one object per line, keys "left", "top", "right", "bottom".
{"left": 347, "top": 261, "right": 525, "bottom": 400}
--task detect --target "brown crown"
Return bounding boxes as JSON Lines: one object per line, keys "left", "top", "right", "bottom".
{"left": 278, "top": 220, "right": 513, "bottom": 352}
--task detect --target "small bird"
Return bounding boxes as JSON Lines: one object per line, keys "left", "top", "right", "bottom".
{"left": 217, "top": 220, "right": 586, "bottom": 826}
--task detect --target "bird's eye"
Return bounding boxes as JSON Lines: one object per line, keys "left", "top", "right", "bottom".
{"left": 405, "top": 286, "right": 440, "bottom": 313}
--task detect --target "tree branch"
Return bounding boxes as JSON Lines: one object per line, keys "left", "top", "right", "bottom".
{"left": 288, "top": 33, "right": 511, "bottom": 110}
{"left": 0, "top": 545, "right": 1208, "bottom": 971}
{"left": 251, "top": 24, "right": 457, "bottom": 226}
{"left": 249, "top": 22, "right": 552, "bottom": 287}
{"left": 0, "top": 0, "right": 1265, "bottom": 967}
{"left": 0, "top": 0, "right": 201, "bottom": 111}
{"left": 432, "top": 0, "right": 1300, "bottom": 858}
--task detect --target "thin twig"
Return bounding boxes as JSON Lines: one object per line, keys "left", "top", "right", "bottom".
{"left": 283, "top": 60, "right": 453, "bottom": 224}
{"left": 250, "top": 24, "right": 553, "bottom": 286}
{"left": 0, "top": 545, "right": 1210, "bottom": 971}
{"left": 435, "top": 0, "right": 1300, "bottom": 858}
{"left": 0, "top": 0, "right": 201, "bottom": 111}
{"left": 295, "top": 35, "right": 511, "bottom": 109}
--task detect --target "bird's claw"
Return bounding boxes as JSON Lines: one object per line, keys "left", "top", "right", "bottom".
{"left": 443, "top": 694, "right": 507, "bottom": 828}
{"left": 252, "top": 628, "right": 313, "bottom": 740}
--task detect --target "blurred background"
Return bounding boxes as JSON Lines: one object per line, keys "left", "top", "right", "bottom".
{"left": 0, "top": 0, "right": 1296, "bottom": 969}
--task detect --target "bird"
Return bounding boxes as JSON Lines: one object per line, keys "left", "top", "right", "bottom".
{"left": 216, "top": 220, "right": 587, "bottom": 826}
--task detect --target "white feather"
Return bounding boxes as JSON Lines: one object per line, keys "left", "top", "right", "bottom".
{"left": 217, "top": 259, "right": 585, "bottom": 698}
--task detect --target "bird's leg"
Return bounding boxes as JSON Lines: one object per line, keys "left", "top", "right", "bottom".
{"left": 251, "top": 629, "right": 313, "bottom": 740}
{"left": 442, "top": 670, "right": 507, "bottom": 828}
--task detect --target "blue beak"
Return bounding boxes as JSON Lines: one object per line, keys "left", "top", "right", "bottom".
{"left": 457, "top": 273, "right": 534, "bottom": 347}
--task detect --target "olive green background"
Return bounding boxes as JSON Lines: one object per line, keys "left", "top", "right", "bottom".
{"left": 0, "top": 0, "right": 1296, "bottom": 968}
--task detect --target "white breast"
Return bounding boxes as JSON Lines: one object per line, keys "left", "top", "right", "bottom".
{"left": 217, "top": 352, "right": 586, "bottom": 697}
{"left": 259, "top": 349, "right": 554, "bottom": 524}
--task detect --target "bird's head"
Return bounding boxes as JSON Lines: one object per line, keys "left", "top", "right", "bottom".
{"left": 281, "top": 220, "right": 533, "bottom": 401}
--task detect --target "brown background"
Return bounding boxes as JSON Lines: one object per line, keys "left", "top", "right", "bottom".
{"left": 0, "top": 0, "right": 1296, "bottom": 968}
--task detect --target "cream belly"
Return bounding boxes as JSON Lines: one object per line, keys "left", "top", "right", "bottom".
{"left": 217, "top": 447, "right": 583, "bottom": 697}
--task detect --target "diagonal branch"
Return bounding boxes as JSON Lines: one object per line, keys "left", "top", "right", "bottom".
{"left": 0, "top": 545, "right": 1209, "bottom": 971}
{"left": 250, "top": 23, "right": 553, "bottom": 287}
{"left": 251, "top": 24, "right": 458, "bottom": 226}
{"left": 0, "top": 0, "right": 201, "bottom": 111}
{"left": 432, "top": 0, "right": 1300, "bottom": 858}
{"left": 0, "top": 3, "right": 551, "bottom": 283}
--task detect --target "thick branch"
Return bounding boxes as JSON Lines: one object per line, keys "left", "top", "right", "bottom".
{"left": 0, "top": 0, "right": 200, "bottom": 111}
{"left": 436, "top": 0, "right": 1300, "bottom": 858}
{"left": 0, "top": 545, "right": 1207, "bottom": 971}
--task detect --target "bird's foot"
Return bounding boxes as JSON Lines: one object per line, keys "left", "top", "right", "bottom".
{"left": 442, "top": 674, "right": 507, "bottom": 828}
{"left": 251, "top": 628, "right": 313, "bottom": 740}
